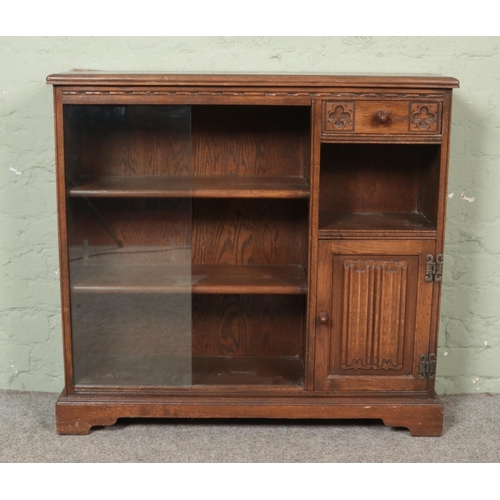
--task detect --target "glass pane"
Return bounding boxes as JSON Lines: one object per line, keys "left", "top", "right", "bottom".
{"left": 64, "top": 105, "right": 192, "bottom": 387}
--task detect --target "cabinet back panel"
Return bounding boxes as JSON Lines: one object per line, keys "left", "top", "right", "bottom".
{"left": 64, "top": 105, "right": 191, "bottom": 178}
{"left": 320, "top": 144, "right": 440, "bottom": 219}
{"left": 192, "top": 106, "right": 310, "bottom": 177}
{"left": 192, "top": 199, "right": 308, "bottom": 266}
{"left": 67, "top": 198, "right": 308, "bottom": 267}
{"left": 192, "top": 295, "right": 305, "bottom": 357}
{"left": 64, "top": 105, "right": 310, "bottom": 179}
{"left": 67, "top": 198, "right": 191, "bottom": 265}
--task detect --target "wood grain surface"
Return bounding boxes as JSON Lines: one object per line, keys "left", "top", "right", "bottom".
{"left": 69, "top": 175, "right": 310, "bottom": 198}
{"left": 192, "top": 294, "right": 305, "bottom": 357}
{"left": 70, "top": 262, "right": 307, "bottom": 295}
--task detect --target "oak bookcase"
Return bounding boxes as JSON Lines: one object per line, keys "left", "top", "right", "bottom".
{"left": 48, "top": 73, "right": 459, "bottom": 435}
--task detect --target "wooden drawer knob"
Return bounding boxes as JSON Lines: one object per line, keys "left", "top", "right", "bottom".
{"left": 318, "top": 311, "right": 329, "bottom": 324}
{"left": 374, "top": 111, "right": 390, "bottom": 124}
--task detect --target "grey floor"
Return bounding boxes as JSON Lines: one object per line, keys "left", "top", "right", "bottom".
{"left": 1, "top": 390, "right": 498, "bottom": 462}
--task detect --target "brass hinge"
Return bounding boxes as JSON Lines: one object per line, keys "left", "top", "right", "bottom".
{"left": 419, "top": 353, "right": 437, "bottom": 380}
{"left": 425, "top": 254, "right": 443, "bottom": 282}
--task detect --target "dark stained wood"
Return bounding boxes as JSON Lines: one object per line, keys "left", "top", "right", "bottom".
{"left": 67, "top": 198, "right": 308, "bottom": 268}
{"left": 191, "top": 265, "right": 307, "bottom": 294}
{"left": 320, "top": 134, "right": 443, "bottom": 144}
{"left": 322, "top": 99, "right": 442, "bottom": 135}
{"left": 69, "top": 175, "right": 310, "bottom": 199}
{"left": 54, "top": 87, "right": 75, "bottom": 394}
{"left": 427, "top": 91, "right": 455, "bottom": 396}
{"left": 305, "top": 99, "right": 323, "bottom": 390}
{"left": 50, "top": 72, "right": 458, "bottom": 436}
{"left": 419, "top": 143, "right": 442, "bottom": 235}
{"left": 192, "top": 355, "right": 304, "bottom": 386}
{"left": 61, "top": 93, "right": 313, "bottom": 107}
{"left": 55, "top": 392, "right": 445, "bottom": 436}
{"left": 319, "top": 212, "right": 436, "bottom": 239}
{"left": 191, "top": 105, "right": 310, "bottom": 178}
{"left": 67, "top": 198, "right": 191, "bottom": 257}
{"left": 47, "top": 71, "right": 459, "bottom": 89}
{"left": 319, "top": 143, "right": 441, "bottom": 218}
{"left": 70, "top": 262, "right": 307, "bottom": 295}
{"left": 64, "top": 105, "right": 191, "bottom": 178}
{"left": 66, "top": 105, "right": 310, "bottom": 180}
{"left": 72, "top": 353, "right": 303, "bottom": 389}
{"left": 434, "top": 91, "right": 454, "bottom": 254}
{"left": 70, "top": 262, "right": 189, "bottom": 293}
{"left": 335, "top": 257, "right": 415, "bottom": 374}
{"left": 192, "top": 199, "right": 308, "bottom": 267}
{"left": 315, "top": 240, "right": 435, "bottom": 392}
{"left": 192, "top": 294, "right": 305, "bottom": 356}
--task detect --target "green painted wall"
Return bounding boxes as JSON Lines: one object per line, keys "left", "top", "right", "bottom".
{"left": 1, "top": 37, "right": 499, "bottom": 393}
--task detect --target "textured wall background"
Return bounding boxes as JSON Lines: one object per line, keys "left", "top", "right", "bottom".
{"left": 0, "top": 37, "right": 499, "bottom": 393}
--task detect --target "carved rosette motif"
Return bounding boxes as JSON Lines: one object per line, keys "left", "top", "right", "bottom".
{"left": 340, "top": 260, "right": 408, "bottom": 371}
{"left": 324, "top": 102, "right": 355, "bottom": 131}
{"left": 409, "top": 102, "right": 440, "bottom": 132}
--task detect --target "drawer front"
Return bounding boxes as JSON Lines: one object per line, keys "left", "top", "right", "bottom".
{"left": 322, "top": 100, "right": 442, "bottom": 135}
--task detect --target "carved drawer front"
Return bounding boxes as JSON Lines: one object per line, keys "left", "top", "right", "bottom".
{"left": 322, "top": 100, "right": 442, "bottom": 135}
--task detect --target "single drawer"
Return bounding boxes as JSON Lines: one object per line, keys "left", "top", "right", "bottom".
{"left": 322, "top": 100, "right": 442, "bottom": 135}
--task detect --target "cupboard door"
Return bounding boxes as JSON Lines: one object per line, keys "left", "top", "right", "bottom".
{"left": 315, "top": 240, "right": 435, "bottom": 392}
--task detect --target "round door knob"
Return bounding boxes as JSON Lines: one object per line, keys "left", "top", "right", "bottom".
{"left": 374, "top": 111, "right": 390, "bottom": 124}
{"left": 318, "top": 311, "right": 329, "bottom": 324}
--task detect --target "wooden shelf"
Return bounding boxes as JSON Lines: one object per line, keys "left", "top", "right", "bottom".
{"left": 68, "top": 175, "right": 310, "bottom": 199}
{"left": 192, "top": 355, "right": 304, "bottom": 387}
{"left": 319, "top": 212, "right": 437, "bottom": 238}
{"left": 70, "top": 262, "right": 307, "bottom": 295}
{"left": 74, "top": 355, "right": 304, "bottom": 388}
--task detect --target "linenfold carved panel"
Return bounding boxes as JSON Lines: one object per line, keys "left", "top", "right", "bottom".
{"left": 341, "top": 260, "right": 408, "bottom": 371}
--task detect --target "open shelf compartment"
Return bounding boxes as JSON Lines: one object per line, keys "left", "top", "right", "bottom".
{"left": 64, "top": 104, "right": 311, "bottom": 199}
{"left": 71, "top": 293, "right": 306, "bottom": 389}
{"left": 67, "top": 197, "right": 309, "bottom": 295}
{"left": 319, "top": 143, "right": 440, "bottom": 238}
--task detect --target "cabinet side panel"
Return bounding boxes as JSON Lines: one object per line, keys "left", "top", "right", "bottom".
{"left": 428, "top": 90, "right": 454, "bottom": 395}
{"left": 54, "top": 88, "right": 75, "bottom": 393}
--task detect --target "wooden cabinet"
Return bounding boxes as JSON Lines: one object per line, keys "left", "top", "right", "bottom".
{"left": 48, "top": 72, "right": 458, "bottom": 436}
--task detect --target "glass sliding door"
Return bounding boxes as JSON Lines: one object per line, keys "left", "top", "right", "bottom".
{"left": 63, "top": 104, "right": 192, "bottom": 388}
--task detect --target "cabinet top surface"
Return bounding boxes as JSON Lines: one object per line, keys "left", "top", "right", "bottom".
{"left": 46, "top": 71, "right": 459, "bottom": 89}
